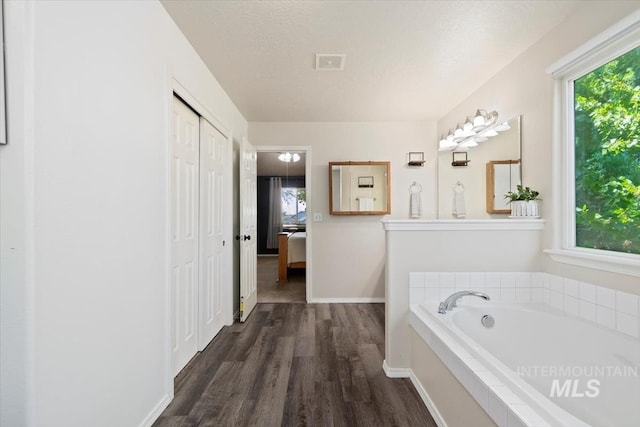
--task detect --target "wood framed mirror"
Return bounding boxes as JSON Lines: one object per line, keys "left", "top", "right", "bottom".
{"left": 486, "top": 160, "right": 521, "bottom": 213}
{"left": 329, "top": 161, "right": 391, "bottom": 215}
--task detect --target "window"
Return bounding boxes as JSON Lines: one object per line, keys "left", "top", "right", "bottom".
{"left": 546, "top": 13, "right": 640, "bottom": 276}
{"left": 574, "top": 46, "right": 640, "bottom": 255}
{"left": 282, "top": 187, "right": 306, "bottom": 224}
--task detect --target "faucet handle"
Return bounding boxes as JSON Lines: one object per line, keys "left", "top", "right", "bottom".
{"left": 438, "top": 302, "right": 446, "bottom": 314}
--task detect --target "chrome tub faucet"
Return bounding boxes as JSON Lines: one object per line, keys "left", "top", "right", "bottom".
{"left": 438, "top": 290, "right": 490, "bottom": 314}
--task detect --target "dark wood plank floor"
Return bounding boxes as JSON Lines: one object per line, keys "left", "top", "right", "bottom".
{"left": 153, "top": 303, "right": 436, "bottom": 427}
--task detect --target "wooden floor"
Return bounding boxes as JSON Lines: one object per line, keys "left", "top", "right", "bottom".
{"left": 153, "top": 303, "right": 436, "bottom": 427}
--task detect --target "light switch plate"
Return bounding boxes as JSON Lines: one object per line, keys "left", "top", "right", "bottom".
{"left": 313, "top": 212, "right": 323, "bottom": 222}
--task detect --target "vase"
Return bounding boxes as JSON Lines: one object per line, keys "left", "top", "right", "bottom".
{"left": 510, "top": 200, "right": 539, "bottom": 217}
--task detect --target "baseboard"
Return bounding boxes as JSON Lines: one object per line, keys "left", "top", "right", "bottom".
{"left": 306, "top": 297, "right": 385, "bottom": 303}
{"left": 138, "top": 393, "right": 172, "bottom": 427}
{"left": 408, "top": 369, "right": 448, "bottom": 427}
{"left": 382, "top": 359, "right": 410, "bottom": 378}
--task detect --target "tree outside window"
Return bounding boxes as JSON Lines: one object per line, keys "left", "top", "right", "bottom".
{"left": 574, "top": 45, "right": 640, "bottom": 254}
{"left": 282, "top": 187, "right": 306, "bottom": 224}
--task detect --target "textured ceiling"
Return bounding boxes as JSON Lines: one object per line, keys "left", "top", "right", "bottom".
{"left": 161, "top": 0, "right": 583, "bottom": 122}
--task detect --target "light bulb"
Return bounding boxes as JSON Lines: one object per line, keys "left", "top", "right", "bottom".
{"left": 473, "top": 109, "right": 486, "bottom": 127}
{"left": 463, "top": 117, "right": 474, "bottom": 132}
{"left": 446, "top": 130, "right": 454, "bottom": 142}
{"left": 278, "top": 152, "right": 298, "bottom": 162}
{"left": 486, "top": 111, "right": 499, "bottom": 126}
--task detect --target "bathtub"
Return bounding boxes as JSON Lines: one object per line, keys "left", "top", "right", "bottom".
{"left": 410, "top": 301, "right": 640, "bottom": 427}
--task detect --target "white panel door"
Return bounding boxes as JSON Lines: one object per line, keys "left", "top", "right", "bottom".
{"left": 198, "top": 118, "right": 226, "bottom": 348}
{"left": 171, "top": 97, "right": 199, "bottom": 375}
{"left": 239, "top": 137, "right": 257, "bottom": 322}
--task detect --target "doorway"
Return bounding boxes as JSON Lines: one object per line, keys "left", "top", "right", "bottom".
{"left": 255, "top": 148, "right": 311, "bottom": 303}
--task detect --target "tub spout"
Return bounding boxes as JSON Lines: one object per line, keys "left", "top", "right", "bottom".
{"left": 438, "top": 291, "right": 490, "bottom": 314}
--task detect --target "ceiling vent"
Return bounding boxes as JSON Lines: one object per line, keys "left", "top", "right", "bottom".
{"left": 315, "top": 54, "right": 346, "bottom": 71}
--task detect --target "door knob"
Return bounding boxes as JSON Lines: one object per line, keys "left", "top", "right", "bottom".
{"left": 243, "top": 235, "right": 251, "bottom": 241}
{"left": 235, "top": 234, "right": 251, "bottom": 241}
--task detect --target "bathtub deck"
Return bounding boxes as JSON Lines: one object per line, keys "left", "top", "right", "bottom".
{"left": 153, "top": 303, "right": 436, "bottom": 427}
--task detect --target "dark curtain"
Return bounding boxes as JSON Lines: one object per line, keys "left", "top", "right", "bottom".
{"left": 257, "top": 175, "right": 305, "bottom": 255}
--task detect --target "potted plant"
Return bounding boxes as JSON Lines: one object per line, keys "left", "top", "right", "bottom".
{"left": 505, "top": 185, "right": 541, "bottom": 217}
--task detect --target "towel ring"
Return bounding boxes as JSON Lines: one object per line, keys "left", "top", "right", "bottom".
{"left": 454, "top": 181, "right": 465, "bottom": 193}
{"left": 409, "top": 181, "right": 422, "bottom": 194}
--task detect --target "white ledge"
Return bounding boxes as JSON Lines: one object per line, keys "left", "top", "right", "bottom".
{"left": 381, "top": 218, "right": 545, "bottom": 231}
{"left": 544, "top": 248, "right": 640, "bottom": 278}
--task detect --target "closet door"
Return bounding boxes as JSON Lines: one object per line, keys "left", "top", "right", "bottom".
{"left": 198, "top": 118, "right": 226, "bottom": 347}
{"left": 171, "top": 97, "right": 200, "bottom": 375}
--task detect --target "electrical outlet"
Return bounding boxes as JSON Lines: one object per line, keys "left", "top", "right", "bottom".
{"left": 313, "top": 212, "right": 323, "bottom": 222}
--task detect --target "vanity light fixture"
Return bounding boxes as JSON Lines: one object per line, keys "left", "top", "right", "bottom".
{"left": 438, "top": 109, "right": 509, "bottom": 152}
{"left": 458, "top": 139, "right": 478, "bottom": 149}
{"left": 278, "top": 152, "right": 300, "bottom": 163}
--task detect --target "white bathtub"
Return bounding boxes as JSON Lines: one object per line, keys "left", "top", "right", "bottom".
{"left": 410, "top": 301, "right": 640, "bottom": 427}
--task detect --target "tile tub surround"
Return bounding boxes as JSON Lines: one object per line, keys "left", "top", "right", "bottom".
{"left": 408, "top": 272, "right": 640, "bottom": 339}
{"left": 408, "top": 272, "right": 640, "bottom": 426}
{"left": 409, "top": 304, "right": 595, "bottom": 427}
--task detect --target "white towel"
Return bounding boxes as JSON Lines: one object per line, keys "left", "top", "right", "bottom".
{"left": 453, "top": 186, "right": 466, "bottom": 218}
{"left": 358, "top": 197, "right": 374, "bottom": 211}
{"left": 410, "top": 192, "right": 421, "bottom": 218}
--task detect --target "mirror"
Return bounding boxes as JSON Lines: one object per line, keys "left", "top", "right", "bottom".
{"left": 329, "top": 161, "right": 391, "bottom": 215}
{"left": 438, "top": 115, "right": 521, "bottom": 218}
{"left": 486, "top": 160, "right": 521, "bottom": 213}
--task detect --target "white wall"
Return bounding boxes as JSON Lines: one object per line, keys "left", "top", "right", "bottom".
{"left": 249, "top": 122, "right": 437, "bottom": 300}
{"left": 436, "top": 2, "right": 640, "bottom": 293}
{"left": 0, "top": 1, "right": 247, "bottom": 427}
{"left": 384, "top": 224, "right": 544, "bottom": 369}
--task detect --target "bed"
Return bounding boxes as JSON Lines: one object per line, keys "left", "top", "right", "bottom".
{"left": 277, "top": 231, "right": 306, "bottom": 282}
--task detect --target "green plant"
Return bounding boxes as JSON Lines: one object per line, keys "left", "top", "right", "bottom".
{"left": 574, "top": 45, "right": 639, "bottom": 254}
{"left": 505, "top": 185, "right": 541, "bottom": 202}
